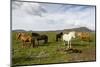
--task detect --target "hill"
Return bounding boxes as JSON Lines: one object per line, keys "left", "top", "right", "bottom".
{"left": 12, "top": 27, "right": 94, "bottom": 32}
{"left": 64, "top": 27, "right": 93, "bottom": 32}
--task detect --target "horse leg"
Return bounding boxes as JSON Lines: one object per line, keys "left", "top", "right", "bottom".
{"left": 69, "top": 41, "right": 72, "bottom": 48}
{"left": 32, "top": 39, "right": 35, "bottom": 48}
{"left": 25, "top": 42, "right": 27, "bottom": 48}
{"left": 22, "top": 41, "right": 24, "bottom": 48}
{"left": 38, "top": 41, "right": 39, "bottom": 46}
{"left": 37, "top": 40, "right": 39, "bottom": 47}
{"left": 43, "top": 38, "right": 45, "bottom": 44}
{"left": 56, "top": 37, "right": 58, "bottom": 42}
{"left": 23, "top": 42, "right": 26, "bottom": 48}
{"left": 63, "top": 40, "right": 65, "bottom": 46}
{"left": 46, "top": 39, "right": 48, "bottom": 43}
{"left": 29, "top": 41, "right": 32, "bottom": 48}
{"left": 22, "top": 42, "right": 24, "bottom": 48}
{"left": 46, "top": 38, "right": 48, "bottom": 43}
{"left": 44, "top": 38, "right": 48, "bottom": 43}
{"left": 33, "top": 41, "right": 35, "bottom": 48}
{"left": 67, "top": 41, "right": 70, "bottom": 49}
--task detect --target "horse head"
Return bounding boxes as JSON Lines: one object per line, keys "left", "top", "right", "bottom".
{"left": 60, "top": 32, "right": 63, "bottom": 35}
{"left": 70, "top": 31, "right": 76, "bottom": 38}
{"left": 17, "top": 33, "right": 21, "bottom": 40}
{"left": 76, "top": 32, "right": 82, "bottom": 37}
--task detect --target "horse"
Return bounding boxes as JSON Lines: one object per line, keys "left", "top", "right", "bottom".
{"left": 76, "top": 32, "right": 90, "bottom": 42}
{"left": 37, "top": 35, "right": 48, "bottom": 45}
{"left": 56, "top": 32, "right": 63, "bottom": 42}
{"left": 62, "top": 31, "right": 76, "bottom": 49}
{"left": 32, "top": 32, "right": 40, "bottom": 37}
{"left": 16, "top": 32, "right": 35, "bottom": 48}
{"left": 32, "top": 33, "right": 48, "bottom": 45}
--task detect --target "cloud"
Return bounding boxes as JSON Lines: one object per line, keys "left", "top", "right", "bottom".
{"left": 12, "top": 1, "right": 95, "bottom": 31}
{"left": 12, "top": 1, "right": 22, "bottom": 9}
{"left": 12, "top": 1, "right": 47, "bottom": 16}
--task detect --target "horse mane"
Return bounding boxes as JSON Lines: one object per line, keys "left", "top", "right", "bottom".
{"left": 60, "top": 32, "right": 63, "bottom": 35}
{"left": 17, "top": 33, "right": 21, "bottom": 40}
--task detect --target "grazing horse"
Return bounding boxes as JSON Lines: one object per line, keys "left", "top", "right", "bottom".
{"left": 32, "top": 33, "right": 48, "bottom": 45}
{"left": 32, "top": 33, "right": 40, "bottom": 37}
{"left": 17, "top": 32, "right": 35, "bottom": 48}
{"left": 56, "top": 32, "right": 63, "bottom": 42}
{"left": 62, "top": 31, "right": 76, "bottom": 49}
{"left": 37, "top": 35, "right": 48, "bottom": 45}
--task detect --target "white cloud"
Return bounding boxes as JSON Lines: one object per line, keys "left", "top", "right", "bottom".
{"left": 12, "top": 1, "right": 46, "bottom": 16}
{"left": 12, "top": 1, "right": 95, "bottom": 31}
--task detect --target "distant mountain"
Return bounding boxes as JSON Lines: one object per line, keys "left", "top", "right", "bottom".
{"left": 12, "top": 27, "right": 94, "bottom": 32}
{"left": 12, "top": 29, "right": 26, "bottom": 32}
{"left": 64, "top": 27, "right": 93, "bottom": 32}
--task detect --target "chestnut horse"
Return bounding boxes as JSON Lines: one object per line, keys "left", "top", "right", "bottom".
{"left": 16, "top": 32, "right": 35, "bottom": 48}
{"left": 76, "top": 32, "right": 90, "bottom": 41}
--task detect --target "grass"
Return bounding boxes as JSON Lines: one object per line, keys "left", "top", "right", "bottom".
{"left": 12, "top": 31, "right": 96, "bottom": 66}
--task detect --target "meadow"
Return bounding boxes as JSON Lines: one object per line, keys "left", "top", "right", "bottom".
{"left": 12, "top": 31, "right": 96, "bottom": 66}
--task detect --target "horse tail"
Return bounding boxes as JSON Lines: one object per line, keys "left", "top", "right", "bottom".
{"left": 56, "top": 36, "right": 58, "bottom": 41}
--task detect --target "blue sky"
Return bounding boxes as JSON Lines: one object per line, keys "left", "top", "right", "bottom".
{"left": 12, "top": 1, "right": 95, "bottom": 31}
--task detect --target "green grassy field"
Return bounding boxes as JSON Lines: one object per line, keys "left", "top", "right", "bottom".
{"left": 12, "top": 31, "right": 96, "bottom": 66}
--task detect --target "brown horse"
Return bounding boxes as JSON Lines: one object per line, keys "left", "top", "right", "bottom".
{"left": 16, "top": 32, "right": 35, "bottom": 48}
{"left": 76, "top": 32, "right": 91, "bottom": 41}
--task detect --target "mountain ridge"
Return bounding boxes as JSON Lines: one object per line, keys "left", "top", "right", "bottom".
{"left": 12, "top": 27, "right": 94, "bottom": 32}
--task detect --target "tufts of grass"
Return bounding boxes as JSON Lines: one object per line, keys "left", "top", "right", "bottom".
{"left": 12, "top": 32, "right": 96, "bottom": 66}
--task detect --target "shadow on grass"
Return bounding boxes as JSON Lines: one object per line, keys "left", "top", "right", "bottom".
{"left": 36, "top": 42, "right": 54, "bottom": 46}
{"left": 64, "top": 48, "right": 82, "bottom": 54}
{"left": 56, "top": 47, "right": 82, "bottom": 54}
{"left": 71, "top": 43, "right": 90, "bottom": 47}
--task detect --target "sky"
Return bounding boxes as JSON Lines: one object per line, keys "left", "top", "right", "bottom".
{"left": 12, "top": 1, "right": 96, "bottom": 31}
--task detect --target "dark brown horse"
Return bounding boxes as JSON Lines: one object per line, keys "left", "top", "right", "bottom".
{"left": 32, "top": 33, "right": 48, "bottom": 45}
{"left": 56, "top": 32, "right": 63, "bottom": 42}
{"left": 16, "top": 32, "right": 35, "bottom": 48}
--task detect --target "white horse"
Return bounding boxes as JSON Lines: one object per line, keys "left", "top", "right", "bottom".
{"left": 62, "top": 31, "right": 76, "bottom": 49}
